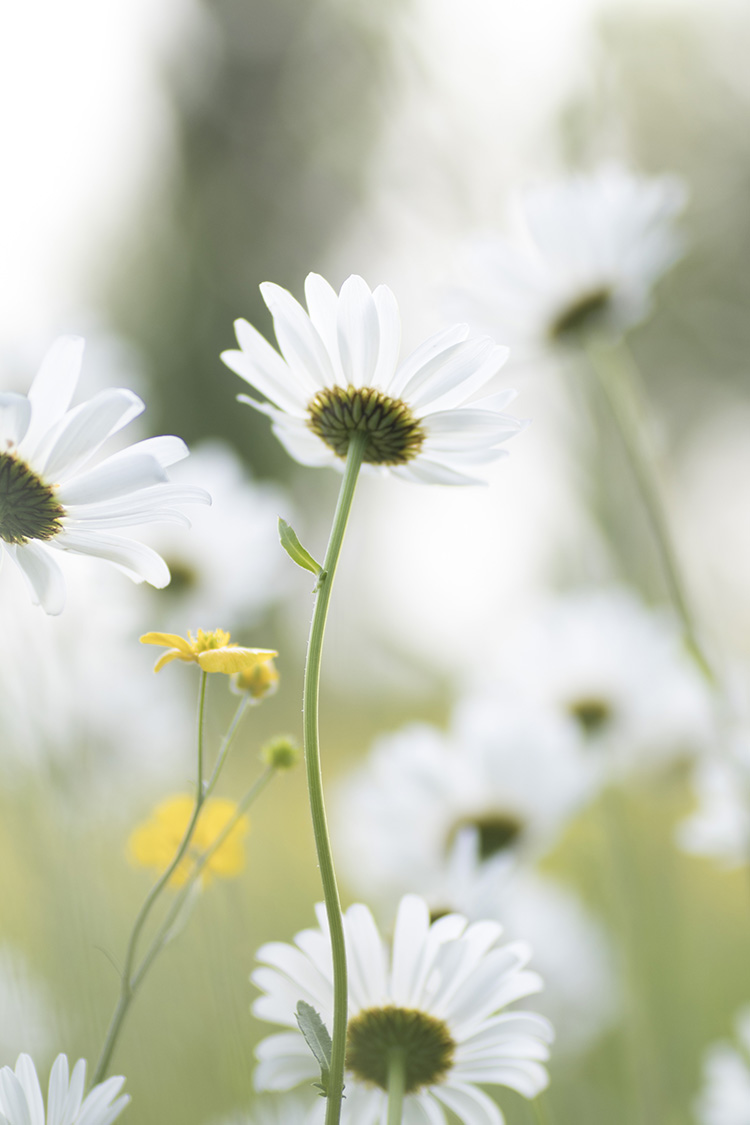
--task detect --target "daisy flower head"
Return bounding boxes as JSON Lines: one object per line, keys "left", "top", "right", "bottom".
{"left": 252, "top": 894, "right": 553, "bottom": 1125}
{"left": 494, "top": 587, "right": 713, "bottom": 781}
{"left": 334, "top": 697, "right": 593, "bottom": 910}
{"left": 0, "top": 336, "right": 209, "bottom": 614}
{"left": 449, "top": 166, "right": 686, "bottom": 353}
{"left": 221, "top": 273, "right": 525, "bottom": 485}
{"left": 695, "top": 1008, "right": 750, "bottom": 1125}
{"left": 0, "top": 1053, "right": 128, "bottom": 1125}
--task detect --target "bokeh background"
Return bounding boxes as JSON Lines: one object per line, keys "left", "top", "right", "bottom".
{"left": 2, "top": 1, "right": 750, "bottom": 1122}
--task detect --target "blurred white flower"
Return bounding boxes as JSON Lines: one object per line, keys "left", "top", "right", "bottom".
{"left": 494, "top": 587, "right": 713, "bottom": 781}
{"left": 0, "top": 1053, "right": 128, "bottom": 1125}
{"left": 333, "top": 694, "right": 593, "bottom": 906}
{"left": 0, "top": 555, "right": 190, "bottom": 801}
{"left": 695, "top": 1008, "right": 750, "bottom": 1125}
{"left": 212, "top": 1093, "right": 322, "bottom": 1125}
{"left": 252, "top": 894, "right": 553, "bottom": 1124}
{"left": 137, "top": 441, "right": 291, "bottom": 631}
{"left": 0, "top": 336, "right": 209, "bottom": 613}
{"left": 223, "top": 272, "right": 525, "bottom": 485}
{"left": 0, "top": 948, "right": 59, "bottom": 1067}
{"left": 678, "top": 726, "right": 750, "bottom": 868}
{"left": 448, "top": 166, "right": 686, "bottom": 352}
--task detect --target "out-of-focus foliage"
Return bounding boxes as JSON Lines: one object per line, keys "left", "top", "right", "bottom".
{"left": 107, "top": 0, "right": 401, "bottom": 476}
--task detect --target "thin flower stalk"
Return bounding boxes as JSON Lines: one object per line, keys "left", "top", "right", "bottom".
{"left": 585, "top": 336, "right": 714, "bottom": 683}
{"left": 92, "top": 678, "right": 248, "bottom": 1084}
{"left": 302, "top": 431, "right": 368, "bottom": 1125}
{"left": 130, "top": 762, "right": 277, "bottom": 992}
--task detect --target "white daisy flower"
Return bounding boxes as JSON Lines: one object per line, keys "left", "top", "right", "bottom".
{"left": 333, "top": 697, "right": 592, "bottom": 907}
{"left": 448, "top": 166, "right": 686, "bottom": 352}
{"left": 212, "top": 1092, "right": 322, "bottom": 1125}
{"left": 221, "top": 273, "right": 524, "bottom": 485}
{"left": 695, "top": 1009, "right": 750, "bottom": 1125}
{"left": 494, "top": 587, "right": 713, "bottom": 781}
{"left": 252, "top": 894, "right": 553, "bottom": 1125}
{"left": 0, "top": 1053, "right": 129, "bottom": 1125}
{"left": 0, "top": 336, "right": 209, "bottom": 614}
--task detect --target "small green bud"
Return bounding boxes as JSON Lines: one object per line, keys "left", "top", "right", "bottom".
{"left": 262, "top": 735, "right": 301, "bottom": 771}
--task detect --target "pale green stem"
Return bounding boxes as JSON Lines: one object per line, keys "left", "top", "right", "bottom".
{"left": 303, "top": 432, "right": 367, "bottom": 1125}
{"left": 598, "top": 788, "right": 660, "bottom": 1124}
{"left": 530, "top": 1094, "right": 554, "bottom": 1125}
{"left": 386, "top": 1050, "right": 406, "bottom": 1125}
{"left": 92, "top": 674, "right": 247, "bottom": 1084}
{"left": 131, "top": 763, "right": 276, "bottom": 991}
{"left": 584, "top": 337, "right": 714, "bottom": 684}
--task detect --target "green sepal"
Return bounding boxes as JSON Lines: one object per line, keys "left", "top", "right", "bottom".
{"left": 279, "top": 518, "right": 322, "bottom": 576}
{"left": 296, "top": 1000, "right": 332, "bottom": 1097}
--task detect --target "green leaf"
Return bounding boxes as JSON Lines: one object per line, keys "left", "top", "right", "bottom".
{"left": 296, "top": 1000, "right": 332, "bottom": 1096}
{"left": 279, "top": 518, "right": 322, "bottom": 576}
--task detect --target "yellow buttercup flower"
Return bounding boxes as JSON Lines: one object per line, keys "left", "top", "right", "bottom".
{"left": 140, "top": 628, "right": 277, "bottom": 674}
{"left": 128, "top": 794, "right": 249, "bottom": 886}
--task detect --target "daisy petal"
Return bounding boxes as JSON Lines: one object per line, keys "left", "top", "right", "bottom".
{"left": 56, "top": 453, "right": 169, "bottom": 506}
{"left": 15, "top": 1055, "right": 44, "bottom": 1125}
{"left": 431, "top": 1082, "right": 504, "bottom": 1125}
{"left": 0, "top": 393, "right": 31, "bottom": 450}
{"left": 23, "top": 336, "right": 84, "bottom": 453}
{"left": 9, "top": 542, "right": 66, "bottom": 614}
{"left": 224, "top": 318, "right": 310, "bottom": 415}
{"left": 260, "top": 282, "right": 335, "bottom": 391}
{"left": 337, "top": 275, "right": 380, "bottom": 387}
{"left": 36, "top": 389, "right": 144, "bottom": 482}
{"left": 52, "top": 530, "right": 170, "bottom": 586}
{"left": 0, "top": 1070, "right": 32, "bottom": 1125}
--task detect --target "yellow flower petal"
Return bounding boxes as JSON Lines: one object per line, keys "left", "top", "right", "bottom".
{"left": 197, "top": 646, "right": 277, "bottom": 674}
{"left": 128, "top": 794, "right": 249, "bottom": 887}
{"left": 141, "top": 632, "right": 195, "bottom": 655}
{"left": 153, "top": 648, "right": 189, "bottom": 673}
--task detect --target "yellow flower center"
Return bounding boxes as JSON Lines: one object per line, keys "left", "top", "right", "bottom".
{"left": 307, "top": 385, "right": 425, "bottom": 465}
{"left": 189, "top": 628, "right": 232, "bottom": 652}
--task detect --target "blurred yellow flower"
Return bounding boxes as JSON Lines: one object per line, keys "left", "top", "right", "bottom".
{"left": 128, "top": 794, "right": 249, "bottom": 886}
{"left": 231, "top": 657, "right": 280, "bottom": 702}
{"left": 140, "top": 628, "right": 276, "bottom": 674}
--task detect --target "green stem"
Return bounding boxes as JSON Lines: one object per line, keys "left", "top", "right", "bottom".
{"left": 584, "top": 337, "right": 714, "bottom": 684}
{"left": 531, "top": 1092, "right": 557, "bottom": 1125}
{"left": 131, "top": 764, "right": 277, "bottom": 991}
{"left": 386, "top": 1049, "right": 406, "bottom": 1125}
{"left": 303, "top": 433, "right": 367, "bottom": 1125}
{"left": 92, "top": 673, "right": 246, "bottom": 1084}
{"left": 598, "top": 788, "right": 660, "bottom": 1124}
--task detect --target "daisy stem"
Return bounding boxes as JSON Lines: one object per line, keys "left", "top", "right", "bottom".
{"left": 303, "top": 431, "right": 367, "bottom": 1125}
{"left": 584, "top": 337, "right": 714, "bottom": 685}
{"left": 92, "top": 675, "right": 247, "bottom": 1085}
{"left": 386, "top": 1049, "right": 407, "bottom": 1125}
